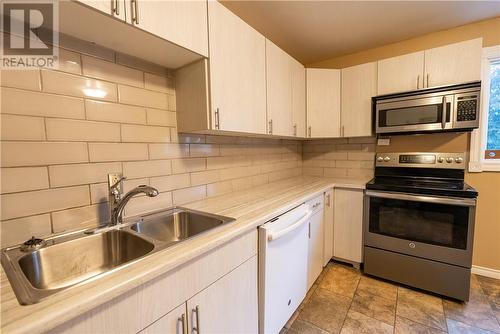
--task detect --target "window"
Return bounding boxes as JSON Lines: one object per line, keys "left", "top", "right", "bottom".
{"left": 470, "top": 45, "right": 500, "bottom": 172}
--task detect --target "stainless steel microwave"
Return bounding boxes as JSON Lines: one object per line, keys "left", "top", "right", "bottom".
{"left": 374, "top": 81, "right": 480, "bottom": 135}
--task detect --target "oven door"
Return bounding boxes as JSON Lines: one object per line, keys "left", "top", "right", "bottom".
{"left": 364, "top": 190, "right": 476, "bottom": 267}
{"left": 376, "top": 95, "right": 454, "bottom": 134}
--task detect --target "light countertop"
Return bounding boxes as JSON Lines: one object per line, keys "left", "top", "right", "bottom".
{"left": 0, "top": 176, "right": 369, "bottom": 334}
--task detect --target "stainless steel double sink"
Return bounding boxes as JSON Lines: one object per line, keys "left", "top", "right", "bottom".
{"left": 1, "top": 207, "right": 235, "bottom": 305}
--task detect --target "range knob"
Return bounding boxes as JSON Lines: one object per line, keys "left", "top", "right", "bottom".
{"left": 446, "top": 157, "right": 454, "bottom": 163}
{"left": 455, "top": 157, "right": 464, "bottom": 164}
{"left": 437, "top": 157, "right": 445, "bottom": 163}
{"left": 377, "top": 156, "right": 384, "bottom": 162}
{"left": 383, "top": 156, "right": 391, "bottom": 162}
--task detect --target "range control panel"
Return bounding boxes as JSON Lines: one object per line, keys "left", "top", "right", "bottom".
{"left": 375, "top": 152, "right": 466, "bottom": 169}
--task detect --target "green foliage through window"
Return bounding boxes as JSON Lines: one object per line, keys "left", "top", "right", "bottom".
{"left": 486, "top": 62, "right": 500, "bottom": 150}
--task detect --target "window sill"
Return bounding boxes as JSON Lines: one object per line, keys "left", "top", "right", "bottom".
{"left": 469, "top": 161, "right": 500, "bottom": 172}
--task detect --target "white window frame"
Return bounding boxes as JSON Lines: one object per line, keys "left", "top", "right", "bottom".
{"left": 469, "top": 45, "right": 500, "bottom": 172}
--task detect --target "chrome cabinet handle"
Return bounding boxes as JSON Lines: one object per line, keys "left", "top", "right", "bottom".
{"left": 214, "top": 108, "right": 220, "bottom": 130}
{"left": 112, "top": 0, "right": 119, "bottom": 15}
{"left": 293, "top": 124, "right": 297, "bottom": 137}
{"left": 192, "top": 306, "right": 200, "bottom": 333}
{"left": 268, "top": 119, "right": 273, "bottom": 134}
{"left": 131, "top": 0, "right": 139, "bottom": 24}
{"left": 326, "top": 193, "right": 330, "bottom": 207}
{"left": 416, "top": 75, "right": 420, "bottom": 89}
{"left": 341, "top": 125, "right": 345, "bottom": 137}
{"left": 178, "top": 314, "right": 186, "bottom": 334}
{"left": 426, "top": 73, "right": 429, "bottom": 88}
{"left": 308, "top": 126, "right": 311, "bottom": 138}
{"left": 441, "top": 96, "right": 447, "bottom": 129}
{"left": 308, "top": 222, "right": 311, "bottom": 238}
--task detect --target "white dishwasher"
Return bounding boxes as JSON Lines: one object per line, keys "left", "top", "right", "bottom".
{"left": 258, "top": 203, "right": 312, "bottom": 334}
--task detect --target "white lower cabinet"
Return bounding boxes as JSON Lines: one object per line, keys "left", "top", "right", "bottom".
{"left": 52, "top": 231, "right": 257, "bottom": 334}
{"left": 186, "top": 256, "right": 258, "bottom": 334}
{"left": 140, "top": 303, "right": 187, "bottom": 334}
{"left": 306, "top": 195, "right": 325, "bottom": 289}
{"left": 323, "top": 189, "right": 334, "bottom": 266}
{"left": 333, "top": 188, "right": 364, "bottom": 264}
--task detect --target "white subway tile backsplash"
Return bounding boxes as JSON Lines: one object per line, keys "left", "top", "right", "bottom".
{"left": 90, "top": 183, "right": 108, "bottom": 204}
{"left": 123, "top": 191, "right": 172, "bottom": 218}
{"left": 1, "top": 87, "right": 85, "bottom": 119}
{"left": 121, "top": 124, "right": 171, "bottom": 143}
{"left": 123, "top": 160, "right": 171, "bottom": 179}
{"left": 42, "top": 70, "right": 117, "bottom": 101}
{"left": 190, "top": 144, "right": 220, "bottom": 157}
{"left": 1, "top": 214, "right": 52, "bottom": 247}
{"left": 82, "top": 55, "right": 144, "bottom": 88}
{"left": 151, "top": 174, "right": 190, "bottom": 192}
{"left": 46, "top": 119, "right": 121, "bottom": 142}
{"left": 58, "top": 49, "right": 82, "bottom": 74}
{"left": 1, "top": 186, "right": 90, "bottom": 220}
{"left": 1, "top": 114, "right": 46, "bottom": 141}
{"left": 149, "top": 143, "right": 189, "bottom": 159}
{"left": 146, "top": 108, "right": 177, "bottom": 126}
{"left": 172, "top": 186, "right": 206, "bottom": 205}
{"left": 89, "top": 143, "right": 148, "bottom": 162}
{"left": 171, "top": 158, "right": 206, "bottom": 174}
{"left": 85, "top": 100, "right": 147, "bottom": 125}
{"left": 1, "top": 69, "right": 40, "bottom": 91}
{"left": 52, "top": 203, "right": 108, "bottom": 233}
{"left": 118, "top": 85, "right": 168, "bottom": 109}
{"left": 1, "top": 142, "right": 88, "bottom": 167}
{"left": 1, "top": 167, "right": 49, "bottom": 193}
{"left": 144, "top": 72, "right": 174, "bottom": 93}
{"left": 49, "top": 162, "right": 122, "bottom": 187}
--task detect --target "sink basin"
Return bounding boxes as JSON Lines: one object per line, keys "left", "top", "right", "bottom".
{"left": 1, "top": 207, "right": 234, "bottom": 304}
{"left": 130, "top": 208, "right": 235, "bottom": 244}
{"left": 18, "top": 230, "right": 154, "bottom": 290}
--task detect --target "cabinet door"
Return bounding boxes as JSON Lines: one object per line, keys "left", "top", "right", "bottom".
{"left": 208, "top": 1, "right": 267, "bottom": 134}
{"left": 424, "top": 38, "right": 482, "bottom": 88}
{"left": 266, "top": 39, "right": 293, "bottom": 136}
{"left": 308, "top": 210, "right": 324, "bottom": 289}
{"left": 323, "top": 189, "right": 334, "bottom": 266}
{"left": 78, "top": 0, "right": 126, "bottom": 20}
{"left": 377, "top": 51, "right": 424, "bottom": 95}
{"left": 306, "top": 69, "right": 341, "bottom": 138}
{"left": 333, "top": 188, "right": 364, "bottom": 264}
{"left": 341, "top": 62, "right": 377, "bottom": 137}
{"left": 291, "top": 58, "right": 306, "bottom": 138}
{"left": 186, "top": 256, "right": 258, "bottom": 334}
{"left": 133, "top": 0, "right": 208, "bottom": 56}
{"left": 140, "top": 304, "right": 186, "bottom": 334}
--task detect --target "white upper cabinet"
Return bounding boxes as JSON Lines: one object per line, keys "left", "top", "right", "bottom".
{"left": 266, "top": 40, "right": 293, "bottom": 136}
{"left": 341, "top": 62, "right": 377, "bottom": 137}
{"left": 132, "top": 0, "right": 209, "bottom": 57}
{"left": 424, "top": 38, "right": 482, "bottom": 88}
{"left": 377, "top": 51, "right": 424, "bottom": 95}
{"left": 306, "top": 69, "right": 341, "bottom": 138}
{"left": 378, "top": 39, "right": 482, "bottom": 95}
{"left": 208, "top": 1, "right": 267, "bottom": 134}
{"left": 291, "top": 58, "right": 306, "bottom": 138}
{"left": 77, "top": 0, "right": 127, "bottom": 21}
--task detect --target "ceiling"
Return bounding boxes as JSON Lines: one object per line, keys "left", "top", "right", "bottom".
{"left": 220, "top": 1, "right": 500, "bottom": 64}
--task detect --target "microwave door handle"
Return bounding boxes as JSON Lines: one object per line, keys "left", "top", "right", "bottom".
{"left": 441, "top": 96, "right": 447, "bottom": 129}
{"left": 365, "top": 190, "right": 476, "bottom": 207}
{"left": 267, "top": 210, "right": 312, "bottom": 242}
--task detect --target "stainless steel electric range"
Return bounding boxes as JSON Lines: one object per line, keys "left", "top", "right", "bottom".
{"left": 364, "top": 152, "right": 478, "bottom": 301}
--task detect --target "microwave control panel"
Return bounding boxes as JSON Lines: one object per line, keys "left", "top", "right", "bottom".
{"left": 456, "top": 98, "right": 478, "bottom": 122}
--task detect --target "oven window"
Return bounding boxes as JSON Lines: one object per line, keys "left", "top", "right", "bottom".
{"left": 379, "top": 103, "right": 450, "bottom": 127}
{"left": 369, "top": 197, "right": 469, "bottom": 249}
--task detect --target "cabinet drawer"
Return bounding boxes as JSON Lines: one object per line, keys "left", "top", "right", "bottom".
{"left": 52, "top": 230, "right": 257, "bottom": 334}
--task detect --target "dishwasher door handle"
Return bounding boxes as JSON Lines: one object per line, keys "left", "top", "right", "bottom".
{"left": 267, "top": 210, "right": 312, "bottom": 242}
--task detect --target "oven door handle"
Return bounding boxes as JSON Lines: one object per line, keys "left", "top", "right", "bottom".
{"left": 365, "top": 190, "right": 476, "bottom": 207}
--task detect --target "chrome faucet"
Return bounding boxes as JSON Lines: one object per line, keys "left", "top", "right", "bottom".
{"left": 108, "top": 174, "right": 159, "bottom": 225}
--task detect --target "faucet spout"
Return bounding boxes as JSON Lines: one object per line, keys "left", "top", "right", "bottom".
{"left": 111, "top": 185, "right": 159, "bottom": 225}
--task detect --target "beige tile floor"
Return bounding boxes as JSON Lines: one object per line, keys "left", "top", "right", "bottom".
{"left": 282, "top": 262, "right": 500, "bottom": 334}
